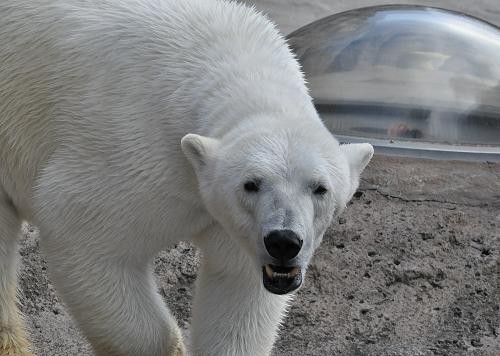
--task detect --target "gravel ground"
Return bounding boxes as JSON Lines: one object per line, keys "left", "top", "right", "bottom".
{"left": 20, "top": 156, "right": 499, "bottom": 356}
{"left": 15, "top": 1, "right": 500, "bottom": 355}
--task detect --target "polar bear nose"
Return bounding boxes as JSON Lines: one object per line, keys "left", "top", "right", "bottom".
{"left": 264, "top": 230, "right": 303, "bottom": 262}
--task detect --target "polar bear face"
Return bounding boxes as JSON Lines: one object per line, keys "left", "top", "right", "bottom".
{"left": 182, "top": 127, "right": 373, "bottom": 295}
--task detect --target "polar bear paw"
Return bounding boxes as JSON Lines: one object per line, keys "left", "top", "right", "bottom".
{"left": 169, "top": 333, "right": 186, "bottom": 356}
{"left": 0, "top": 325, "right": 33, "bottom": 356}
{"left": 172, "top": 342, "right": 185, "bottom": 356}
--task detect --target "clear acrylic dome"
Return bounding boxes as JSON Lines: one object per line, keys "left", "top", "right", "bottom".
{"left": 287, "top": 5, "right": 500, "bottom": 160}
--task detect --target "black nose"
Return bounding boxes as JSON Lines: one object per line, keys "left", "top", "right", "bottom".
{"left": 264, "top": 230, "right": 303, "bottom": 262}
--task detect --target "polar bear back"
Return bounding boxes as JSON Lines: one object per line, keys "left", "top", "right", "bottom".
{"left": 0, "top": 0, "right": 311, "bottom": 219}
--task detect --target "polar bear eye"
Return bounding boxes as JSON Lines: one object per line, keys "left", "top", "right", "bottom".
{"left": 243, "top": 180, "right": 260, "bottom": 193}
{"left": 313, "top": 185, "right": 328, "bottom": 196}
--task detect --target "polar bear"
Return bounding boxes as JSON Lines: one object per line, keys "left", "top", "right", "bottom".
{"left": 0, "top": 0, "right": 373, "bottom": 355}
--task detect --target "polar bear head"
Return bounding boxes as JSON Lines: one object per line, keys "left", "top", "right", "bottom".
{"left": 181, "top": 122, "right": 373, "bottom": 295}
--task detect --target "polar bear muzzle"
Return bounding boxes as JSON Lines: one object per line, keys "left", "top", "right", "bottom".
{"left": 261, "top": 230, "right": 304, "bottom": 294}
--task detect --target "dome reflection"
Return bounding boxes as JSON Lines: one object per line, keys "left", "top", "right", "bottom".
{"left": 287, "top": 5, "right": 500, "bottom": 159}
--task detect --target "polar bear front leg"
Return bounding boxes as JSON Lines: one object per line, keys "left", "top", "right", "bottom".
{"left": 0, "top": 188, "right": 33, "bottom": 356}
{"left": 43, "top": 237, "right": 185, "bottom": 356}
{"left": 191, "top": 229, "right": 291, "bottom": 356}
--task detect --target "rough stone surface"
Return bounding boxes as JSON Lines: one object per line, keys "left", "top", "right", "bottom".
{"left": 18, "top": 156, "right": 499, "bottom": 356}
{"left": 273, "top": 158, "right": 499, "bottom": 356}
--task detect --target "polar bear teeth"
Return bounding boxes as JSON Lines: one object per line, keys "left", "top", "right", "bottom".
{"left": 265, "top": 265, "right": 300, "bottom": 279}
{"left": 289, "top": 267, "right": 300, "bottom": 277}
{"left": 265, "top": 265, "right": 274, "bottom": 278}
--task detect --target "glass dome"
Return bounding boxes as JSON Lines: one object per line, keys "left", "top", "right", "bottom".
{"left": 287, "top": 5, "right": 500, "bottom": 160}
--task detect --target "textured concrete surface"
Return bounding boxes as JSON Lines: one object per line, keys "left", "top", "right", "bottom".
{"left": 15, "top": 1, "right": 500, "bottom": 355}
{"left": 20, "top": 156, "right": 499, "bottom": 356}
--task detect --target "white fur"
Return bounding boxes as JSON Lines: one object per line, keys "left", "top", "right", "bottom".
{"left": 0, "top": 1, "right": 373, "bottom": 355}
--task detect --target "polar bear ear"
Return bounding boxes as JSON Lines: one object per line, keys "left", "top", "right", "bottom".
{"left": 181, "top": 134, "right": 219, "bottom": 172}
{"left": 339, "top": 143, "right": 374, "bottom": 199}
{"left": 339, "top": 143, "right": 374, "bottom": 177}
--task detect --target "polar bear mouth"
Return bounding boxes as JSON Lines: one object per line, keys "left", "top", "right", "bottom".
{"left": 262, "top": 264, "right": 302, "bottom": 295}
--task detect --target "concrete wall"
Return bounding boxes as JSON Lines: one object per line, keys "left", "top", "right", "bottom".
{"left": 242, "top": 0, "right": 500, "bottom": 34}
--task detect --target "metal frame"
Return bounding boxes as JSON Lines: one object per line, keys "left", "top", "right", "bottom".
{"left": 335, "top": 135, "right": 500, "bottom": 162}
